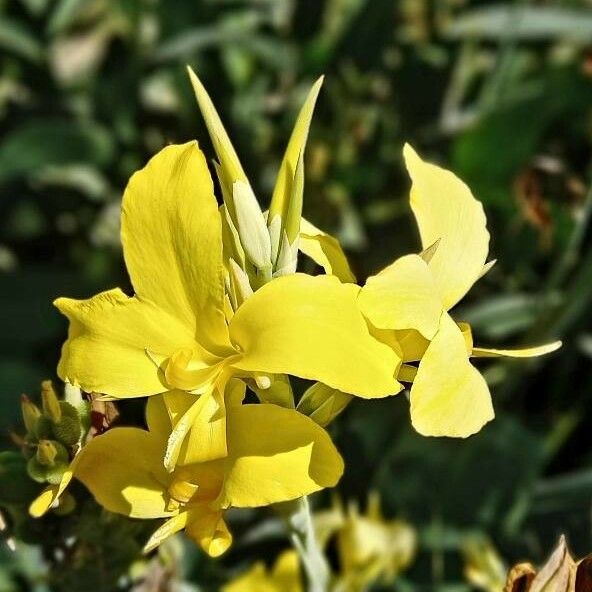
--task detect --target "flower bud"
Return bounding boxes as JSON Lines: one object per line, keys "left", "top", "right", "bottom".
{"left": 20, "top": 395, "right": 41, "bottom": 436}
{"left": 297, "top": 383, "right": 352, "bottom": 427}
{"left": 52, "top": 402, "right": 82, "bottom": 446}
{"left": 41, "top": 380, "right": 61, "bottom": 423}
{"left": 36, "top": 440, "right": 58, "bottom": 466}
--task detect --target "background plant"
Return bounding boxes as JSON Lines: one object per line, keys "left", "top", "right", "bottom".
{"left": 1, "top": 0, "right": 592, "bottom": 590}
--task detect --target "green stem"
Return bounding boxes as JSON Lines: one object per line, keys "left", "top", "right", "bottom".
{"left": 277, "top": 496, "right": 330, "bottom": 592}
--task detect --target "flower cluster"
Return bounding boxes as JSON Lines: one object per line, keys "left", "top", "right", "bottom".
{"left": 28, "top": 69, "right": 559, "bottom": 559}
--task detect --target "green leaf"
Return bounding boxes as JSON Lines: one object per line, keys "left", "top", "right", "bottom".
{"left": 0, "top": 121, "right": 114, "bottom": 185}
{"left": 0, "top": 18, "right": 43, "bottom": 63}
{"left": 445, "top": 5, "right": 592, "bottom": 42}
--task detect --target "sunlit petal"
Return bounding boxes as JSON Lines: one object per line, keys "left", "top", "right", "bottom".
{"left": 229, "top": 274, "right": 400, "bottom": 398}
{"left": 404, "top": 144, "right": 490, "bottom": 309}
{"left": 410, "top": 313, "right": 494, "bottom": 438}
{"left": 216, "top": 404, "right": 344, "bottom": 508}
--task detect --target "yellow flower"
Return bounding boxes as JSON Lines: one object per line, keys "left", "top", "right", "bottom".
{"left": 55, "top": 140, "right": 400, "bottom": 469}
{"left": 223, "top": 551, "right": 302, "bottom": 592}
{"left": 66, "top": 388, "right": 343, "bottom": 557}
{"left": 315, "top": 493, "right": 416, "bottom": 591}
{"left": 358, "top": 144, "right": 561, "bottom": 437}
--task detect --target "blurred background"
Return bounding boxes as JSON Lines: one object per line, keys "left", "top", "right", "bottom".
{"left": 1, "top": 0, "right": 592, "bottom": 590}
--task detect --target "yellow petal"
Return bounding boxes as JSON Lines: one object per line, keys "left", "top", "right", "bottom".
{"left": 271, "top": 551, "right": 302, "bottom": 592}
{"left": 186, "top": 506, "right": 232, "bottom": 557}
{"left": 395, "top": 329, "right": 429, "bottom": 362}
{"left": 223, "top": 564, "right": 271, "bottom": 592}
{"left": 29, "top": 454, "right": 80, "bottom": 517}
{"left": 229, "top": 274, "right": 400, "bottom": 398}
{"left": 299, "top": 218, "right": 356, "bottom": 283}
{"left": 216, "top": 404, "right": 344, "bottom": 508}
{"left": 163, "top": 387, "right": 227, "bottom": 470}
{"left": 122, "top": 141, "right": 229, "bottom": 354}
{"left": 410, "top": 313, "right": 494, "bottom": 438}
{"left": 404, "top": 144, "right": 490, "bottom": 309}
{"left": 75, "top": 427, "right": 173, "bottom": 518}
{"left": 56, "top": 289, "right": 196, "bottom": 398}
{"left": 143, "top": 511, "right": 189, "bottom": 554}
{"left": 268, "top": 78, "right": 323, "bottom": 245}
{"left": 359, "top": 254, "right": 443, "bottom": 340}
{"left": 472, "top": 341, "right": 562, "bottom": 358}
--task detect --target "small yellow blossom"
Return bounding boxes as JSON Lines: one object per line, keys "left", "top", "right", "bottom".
{"left": 315, "top": 494, "right": 416, "bottom": 591}
{"left": 358, "top": 145, "right": 561, "bottom": 437}
{"left": 223, "top": 551, "right": 302, "bottom": 592}
{"left": 65, "top": 387, "right": 343, "bottom": 557}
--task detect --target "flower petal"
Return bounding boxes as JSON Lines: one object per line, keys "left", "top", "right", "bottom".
{"left": 359, "top": 254, "right": 443, "bottom": 340}
{"left": 56, "top": 289, "right": 199, "bottom": 397}
{"left": 75, "top": 427, "right": 172, "bottom": 518}
{"left": 122, "top": 141, "right": 229, "bottom": 353}
{"left": 229, "top": 274, "right": 400, "bottom": 398}
{"left": 163, "top": 387, "right": 227, "bottom": 471}
{"left": 143, "top": 511, "right": 189, "bottom": 554}
{"left": 404, "top": 144, "right": 490, "bottom": 309}
{"left": 472, "top": 341, "right": 562, "bottom": 358}
{"left": 216, "top": 404, "right": 344, "bottom": 508}
{"left": 186, "top": 506, "right": 232, "bottom": 557}
{"left": 299, "top": 218, "right": 356, "bottom": 283}
{"left": 410, "top": 313, "right": 494, "bottom": 438}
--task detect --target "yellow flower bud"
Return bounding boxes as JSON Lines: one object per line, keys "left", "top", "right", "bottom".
{"left": 41, "top": 380, "right": 61, "bottom": 423}
{"left": 36, "top": 440, "right": 58, "bottom": 467}
{"left": 20, "top": 394, "right": 41, "bottom": 436}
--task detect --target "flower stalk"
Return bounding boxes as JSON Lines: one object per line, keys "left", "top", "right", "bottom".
{"left": 278, "top": 496, "right": 330, "bottom": 592}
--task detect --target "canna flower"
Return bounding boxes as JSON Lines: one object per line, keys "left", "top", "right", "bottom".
{"left": 223, "top": 550, "right": 302, "bottom": 592}
{"left": 315, "top": 493, "right": 416, "bottom": 591}
{"left": 55, "top": 139, "right": 400, "bottom": 469}
{"left": 358, "top": 145, "right": 561, "bottom": 437}
{"left": 70, "top": 388, "right": 344, "bottom": 557}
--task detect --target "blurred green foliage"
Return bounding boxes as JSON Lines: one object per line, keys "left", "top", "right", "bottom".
{"left": 1, "top": 0, "right": 592, "bottom": 590}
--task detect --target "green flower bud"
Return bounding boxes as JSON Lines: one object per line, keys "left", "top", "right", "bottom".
{"left": 36, "top": 440, "right": 58, "bottom": 466}
{"left": 20, "top": 395, "right": 41, "bottom": 436}
{"left": 41, "top": 380, "right": 61, "bottom": 423}
{"left": 52, "top": 415, "right": 82, "bottom": 446}
{"left": 35, "top": 416, "right": 53, "bottom": 439}
{"left": 27, "top": 456, "right": 68, "bottom": 485}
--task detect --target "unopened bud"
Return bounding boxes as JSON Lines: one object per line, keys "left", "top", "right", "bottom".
{"left": 52, "top": 402, "right": 82, "bottom": 446}
{"left": 297, "top": 383, "right": 353, "bottom": 427}
{"left": 41, "top": 381, "right": 61, "bottom": 423}
{"left": 36, "top": 440, "right": 58, "bottom": 466}
{"left": 21, "top": 395, "right": 41, "bottom": 435}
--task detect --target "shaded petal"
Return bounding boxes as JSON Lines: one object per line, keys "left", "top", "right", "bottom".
{"left": 122, "top": 141, "right": 229, "bottom": 353}
{"left": 216, "top": 404, "right": 344, "bottom": 508}
{"left": 410, "top": 313, "right": 494, "bottom": 438}
{"left": 143, "top": 512, "right": 189, "bottom": 554}
{"left": 404, "top": 144, "right": 490, "bottom": 309}
{"left": 229, "top": 274, "right": 400, "bottom": 398}
{"left": 299, "top": 218, "right": 356, "bottom": 283}
{"left": 186, "top": 505, "right": 232, "bottom": 557}
{"left": 163, "top": 387, "right": 227, "bottom": 471}
{"left": 75, "top": 427, "right": 173, "bottom": 518}
{"left": 56, "top": 289, "right": 197, "bottom": 397}
{"left": 359, "top": 254, "right": 443, "bottom": 339}
{"left": 472, "top": 341, "right": 562, "bottom": 358}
